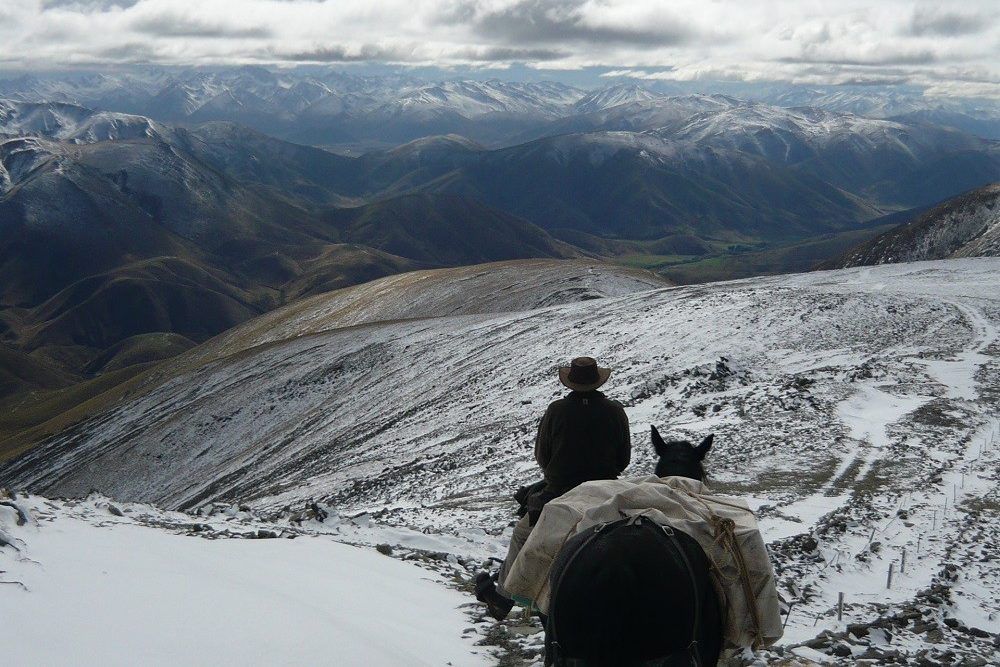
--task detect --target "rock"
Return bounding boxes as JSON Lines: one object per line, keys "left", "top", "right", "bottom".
{"left": 0, "top": 501, "right": 29, "bottom": 526}
{"left": 959, "top": 657, "right": 987, "bottom": 667}
{"left": 375, "top": 543, "right": 393, "bottom": 556}
{"left": 831, "top": 641, "right": 853, "bottom": 657}
{"left": 255, "top": 529, "right": 278, "bottom": 539}
{"left": 925, "top": 627, "right": 945, "bottom": 643}
{"left": 107, "top": 504, "right": 124, "bottom": 517}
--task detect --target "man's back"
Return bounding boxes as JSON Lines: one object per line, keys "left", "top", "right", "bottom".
{"left": 535, "top": 390, "right": 631, "bottom": 494}
{"left": 477, "top": 356, "right": 630, "bottom": 621}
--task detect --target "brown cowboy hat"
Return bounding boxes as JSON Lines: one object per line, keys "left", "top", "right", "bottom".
{"left": 559, "top": 356, "right": 612, "bottom": 392}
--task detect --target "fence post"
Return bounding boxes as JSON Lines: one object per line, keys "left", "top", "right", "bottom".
{"left": 901, "top": 548, "right": 907, "bottom": 574}
{"left": 887, "top": 562, "right": 895, "bottom": 590}
{"left": 838, "top": 592, "right": 844, "bottom": 621}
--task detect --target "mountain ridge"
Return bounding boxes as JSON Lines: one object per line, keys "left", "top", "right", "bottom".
{"left": 828, "top": 183, "right": 1000, "bottom": 267}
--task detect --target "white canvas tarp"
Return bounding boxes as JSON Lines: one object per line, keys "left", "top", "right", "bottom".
{"left": 501, "top": 475, "right": 783, "bottom": 650}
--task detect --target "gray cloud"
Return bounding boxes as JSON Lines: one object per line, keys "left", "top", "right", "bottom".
{"left": 455, "top": 0, "right": 693, "bottom": 46}
{"left": 95, "top": 41, "right": 160, "bottom": 63}
{"left": 277, "top": 44, "right": 418, "bottom": 63}
{"left": 779, "top": 50, "right": 939, "bottom": 67}
{"left": 41, "top": 0, "right": 141, "bottom": 9}
{"left": 908, "top": 8, "right": 991, "bottom": 36}
{"left": 131, "top": 14, "right": 273, "bottom": 38}
{"left": 453, "top": 46, "right": 568, "bottom": 61}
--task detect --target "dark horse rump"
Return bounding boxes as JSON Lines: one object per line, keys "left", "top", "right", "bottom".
{"left": 545, "top": 516, "right": 723, "bottom": 667}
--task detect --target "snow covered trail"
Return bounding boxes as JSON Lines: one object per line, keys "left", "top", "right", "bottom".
{"left": 923, "top": 301, "right": 997, "bottom": 401}
{"left": 829, "top": 383, "right": 932, "bottom": 490}
{"left": 765, "top": 293, "right": 1000, "bottom": 661}
{"left": 0, "top": 495, "right": 491, "bottom": 667}
{"left": 761, "top": 296, "right": 997, "bottom": 529}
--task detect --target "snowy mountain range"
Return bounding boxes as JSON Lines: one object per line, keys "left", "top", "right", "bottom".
{"left": 2, "top": 257, "right": 998, "bottom": 665}
{"left": 4, "top": 69, "right": 999, "bottom": 147}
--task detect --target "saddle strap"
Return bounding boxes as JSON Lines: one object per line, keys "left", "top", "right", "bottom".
{"left": 652, "top": 519, "right": 702, "bottom": 667}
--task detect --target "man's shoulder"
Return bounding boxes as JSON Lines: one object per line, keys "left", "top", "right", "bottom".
{"left": 546, "top": 396, "right": 571, "bottom": 411}
{"left": 605, "top": 396, "right": 628, "bottom": 414}
{"left": 592, "top": 391, "right": 624, "bottom": 405}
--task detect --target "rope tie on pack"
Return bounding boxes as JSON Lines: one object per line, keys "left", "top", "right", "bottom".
{"left": 712, "top": 515, "right": 764, "bottom": 649}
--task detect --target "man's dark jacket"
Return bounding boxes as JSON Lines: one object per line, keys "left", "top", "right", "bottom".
{"left": 534, "top": 390, "right": 631, "bottom": 499}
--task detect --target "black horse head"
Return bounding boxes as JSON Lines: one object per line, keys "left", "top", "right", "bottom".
{"left": 651, "top": 426, "right": 713, "bottom": 481}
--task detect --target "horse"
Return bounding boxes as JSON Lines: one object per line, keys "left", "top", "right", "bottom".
{"left": 543, "top": 426, "right": 724, "bottom": 667}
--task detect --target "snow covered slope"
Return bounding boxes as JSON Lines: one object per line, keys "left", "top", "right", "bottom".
{"left": 0, "top": 493, "right": 490, "bottom": 666}
{"left": 0, "top": 99, "right": 166, "bottom": 143}
{"left": 835, "top": 184, "right": 1000, "bottom": 266}
{"left": 192, "top": 259, "right": 669, "bottom": 361}
{"left": 385, "top": 80, "right": 582, "bottom": 119}
{"left": 573, "top": 84, "right": 663, "bottom": 114}
{"left": 654, "top": 102, "right": 984, "bottom": 167}
{"left": 2, "top": 258, "right": 999, "bottom": 664}
{"left": 4, "top": 260, "right": 996, "bottom": 512}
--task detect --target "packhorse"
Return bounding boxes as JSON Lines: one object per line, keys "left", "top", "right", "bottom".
{"left": 543, "top": 426, "right": 724, "bottom": 666}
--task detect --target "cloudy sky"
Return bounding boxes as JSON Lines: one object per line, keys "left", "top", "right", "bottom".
{"left": 1, "top": 0, "right": 998, "bottom": 96}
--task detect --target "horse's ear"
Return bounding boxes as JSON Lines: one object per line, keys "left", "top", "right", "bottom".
{"left": 651, "top": 425, "right": 669, "bottom": 456}
{"left": 696, "top": 434, "right": 714, "bottom": 460}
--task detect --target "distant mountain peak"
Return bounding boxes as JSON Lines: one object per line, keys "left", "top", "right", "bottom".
{"left": 574, "top": 83, "right": 663, "bottom": 113}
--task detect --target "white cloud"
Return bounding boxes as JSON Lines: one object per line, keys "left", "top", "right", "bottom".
{"left": 1, "top": 0, "right": 998, "bottom": 97}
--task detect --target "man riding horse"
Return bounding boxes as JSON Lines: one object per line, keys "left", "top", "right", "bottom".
{"left": 475, "top": 356, "right": 631, "bottom": 620}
